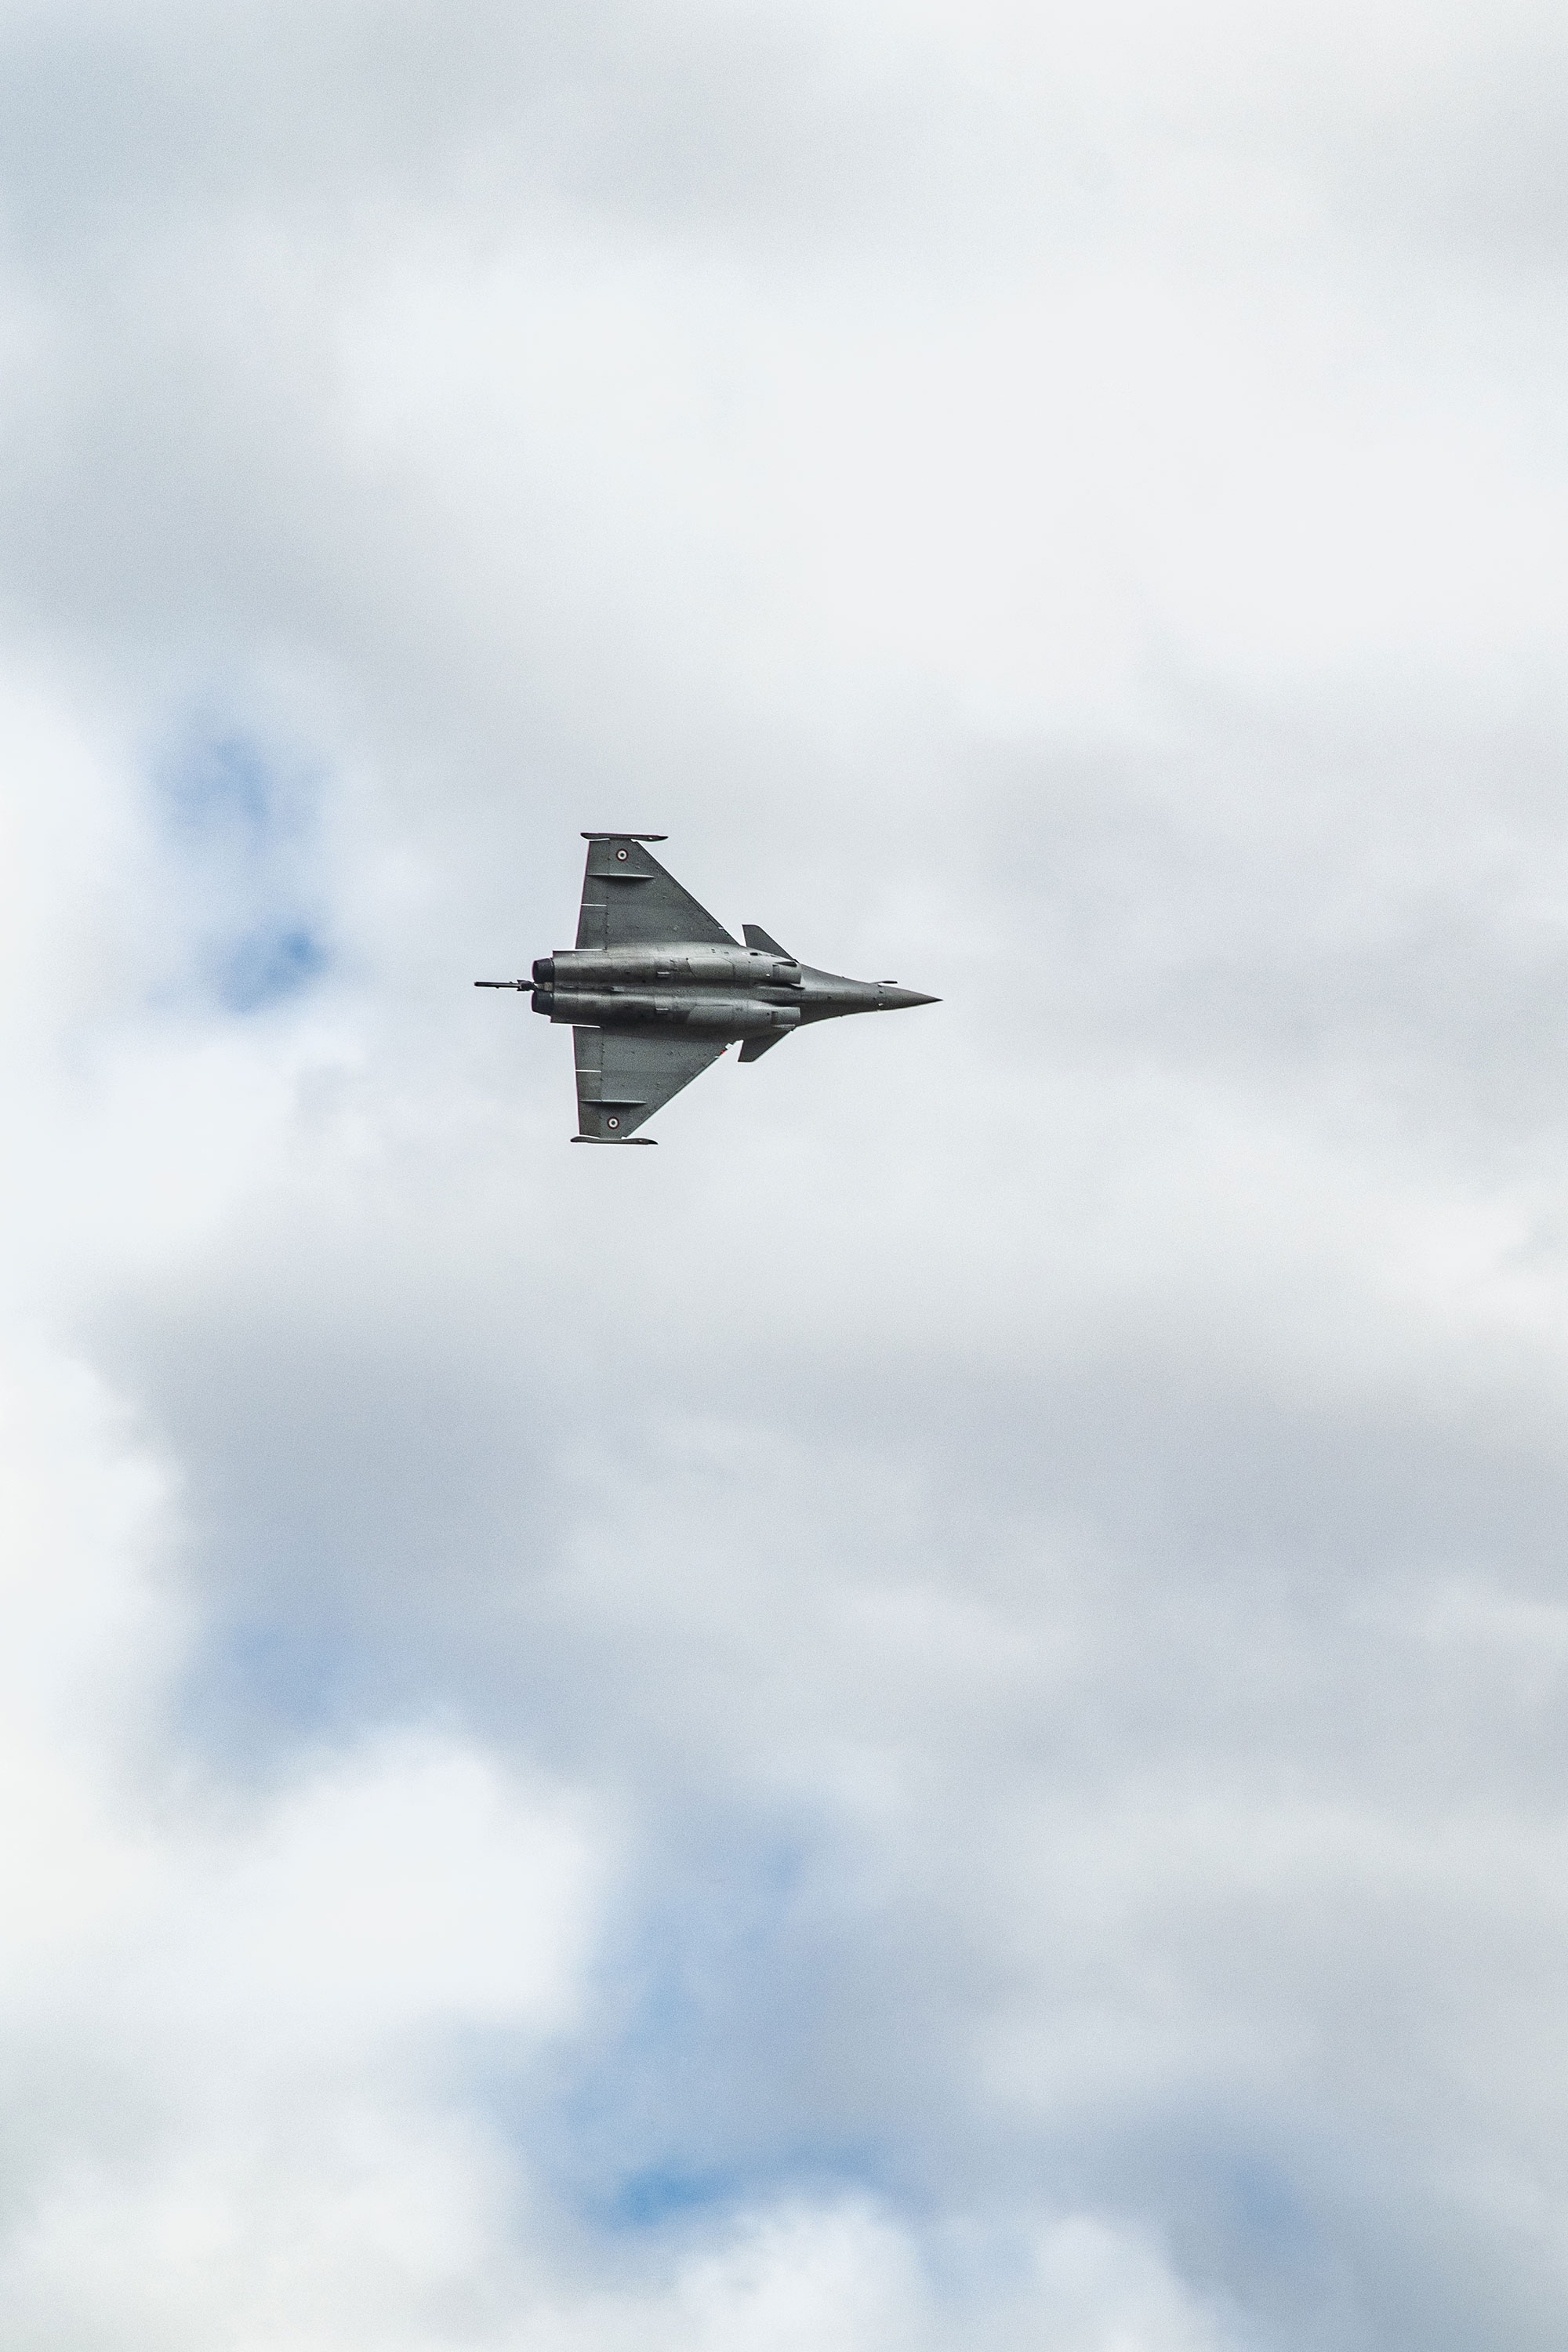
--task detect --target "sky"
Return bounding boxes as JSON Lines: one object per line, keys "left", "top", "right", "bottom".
{"left": 3, "top": 2, "right": 1568, "bottom": 2344}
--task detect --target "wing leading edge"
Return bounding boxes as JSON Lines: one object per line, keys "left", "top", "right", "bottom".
{"left": 575, "top": 836, "right": 737, "bottom": 951}
{"left": 573, "top": 1025, "right": 728, "bottom": 1141}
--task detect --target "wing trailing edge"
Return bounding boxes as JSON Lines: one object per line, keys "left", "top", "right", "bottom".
{"left": 573, "top": 1025, "right": 727, "bottom": 1138}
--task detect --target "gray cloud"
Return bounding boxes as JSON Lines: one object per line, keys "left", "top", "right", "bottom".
{"left": 4, "top": 1, "right": 1568, "bottom": 2345}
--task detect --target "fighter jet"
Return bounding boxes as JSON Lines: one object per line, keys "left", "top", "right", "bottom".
{"left": 477, "top": 833, "right": 938, "bottom": 1142}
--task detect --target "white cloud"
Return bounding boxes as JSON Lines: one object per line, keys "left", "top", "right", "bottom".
{"left": 2, "top": 0, "right": 1568, "bottom": 2344}
{"left": 0, "top": 1326, "right": 1246, "bottom": 2351}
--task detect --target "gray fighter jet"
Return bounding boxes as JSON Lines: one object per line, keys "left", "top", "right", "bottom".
{"left": 477, "top": 833, "right": 938, "bottom": 1142}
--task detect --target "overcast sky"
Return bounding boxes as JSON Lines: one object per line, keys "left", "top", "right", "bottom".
{"left": 3, "top": 3, "right": 1568, "bottom": 2345}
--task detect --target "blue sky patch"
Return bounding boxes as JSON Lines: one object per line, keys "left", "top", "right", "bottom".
{"left": 611, "top": 2164, "right": 743, "bottom": 2228}
{"left": 504, "top": 1824, "right": 907, "bottom": 2239}
{"left": 154, "top": 713, "right": 332, "bottom": 1014}
{"left": 214, "top": 922, "right": 328, "bottom": 1012}
{"left": 183, "top": 1615, "right": 362, "bottom": 1756}
{"left": 597, "top": 2138, "right": 896, "bottom": 2232}
{"left": 162, "top": 724, "right": 302, "bottom": 846}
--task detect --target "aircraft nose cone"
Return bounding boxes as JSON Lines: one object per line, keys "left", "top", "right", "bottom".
{"left": 878, "top": 985, "right": 939, "bottom": 1010}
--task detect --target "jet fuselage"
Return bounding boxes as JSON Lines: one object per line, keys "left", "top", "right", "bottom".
{"left": 528, "top": 951, "right": 934, "bottom": 1036}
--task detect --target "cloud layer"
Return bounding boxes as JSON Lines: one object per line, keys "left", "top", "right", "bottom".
{"left": 4, "top": 2, "right": 1568, "bottom": 2345}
